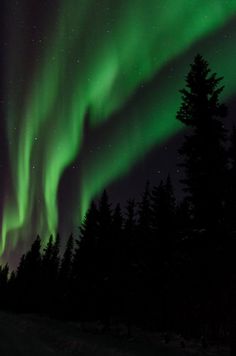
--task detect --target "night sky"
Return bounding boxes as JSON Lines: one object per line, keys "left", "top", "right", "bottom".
{"left": 1, "top": 0, "right": 236, "bottom": 266}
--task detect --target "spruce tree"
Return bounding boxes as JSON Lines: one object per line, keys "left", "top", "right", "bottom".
{"left": 97, "top": 190, "right": 113, "bottom": 327}
{"left": 136, "top": 182, "right": 154, "bottom": 324}
{"left": 43, "top": 233, "right": 60, "bottom": 275}
{"left": 226, "top": 126, "right": 236, "bottom": 231}
{"left": 0, "top": 264, "right": 9, "bottom": 308}
{"left": 151, "top": 176, "right": 176, "bottom": 248}
{"left": 72, "top": 201, "right": 99, "bottom": 319}
{"left": 59, "top": 234, "right": 73, "bottom": 311}
{"left": 73, "top": 201, "right": 98, "bottom": 280}
{"left": 177, "top": 54, "right": 227, "bottom": 230}
{"left": 136, "top": 182, "right": 152, "bottom": 276}
{"left": 15, "top": 235, "right": 42, "bottom": 311}
{"left": 137, "top": 181, "right": 151, "bottom": 236}
{"left": 125, "top": 199, "right": 136, "bottom": 235}
{"left": 110, "top": 204, "right": 123, "bottom": 317}
{"left": 123, "top": 199, "right": 137, "bottom": 326}
{"left": 59, "top": 234, "right": 74, "bottom": 286}
{"left": 112, "top": 204, "right": 123, "bottom": 234}
{"left": 41, "top": 235, "right": 60, "bottom": 311}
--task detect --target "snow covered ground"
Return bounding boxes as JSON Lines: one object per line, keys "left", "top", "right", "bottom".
{"left": 0, "top": 311, "right": 230, "bottom": 355}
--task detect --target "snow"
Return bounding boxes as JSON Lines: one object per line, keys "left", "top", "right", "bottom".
{"left": 0, "top": 312, "right": 230, "bottom": 355}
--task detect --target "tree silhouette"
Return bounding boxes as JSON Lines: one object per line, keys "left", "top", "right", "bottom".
{"left": 72, "top": 201, "right": 99, "bottom": 320}
{"left": 59, "top": 234, "right": 74, "bottom": 288}
{"left": 177, "top": 54, "right": 227, "bottom": 230}
{"left": 150, "top": 177, "right": 177, "bottom": 329}
{"left": 226, "top": 125, "right": 236, "bottom": 231}
{"left": 55, "top": 233, "right": 73, "bottom": 317}
{"left": 137, "top": 181, "right": 151, "bottom": 236}
{"left": 136, "top": 182, "right": 157, "bottom": 325}
{"left": 97, "top": 190, "right": 113, "bottom": 327}
{"left": 136, "top": 182, "right": 152, "bottom": 283}
{"left": 151, "top": 176, "right": 176, "bottom": 251}
{"left": 41, "top": 234, "right": 60, "bottom": 312}
{"left": 122, "top": 199, "right": 137, "bottom": 329}
{"left": 73, "top": 201, "right": 98, "bottom": 279}
{"left": 0, "top": 264, "right": 9, "bottom": 308}
{"left": 226, "top": 126, "right": 236, "bottom": 355}
{"left": 15, "top": 235, "right": 42, "bottom": 311}
{"left": 110, "top": 203, "right": 123, "bottom": 317}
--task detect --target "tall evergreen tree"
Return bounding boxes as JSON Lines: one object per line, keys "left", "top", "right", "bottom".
{"left": 176, "top": 198, "right": 192, "bottom": 235}
{"left": 176, "top": 55, "right": 230, "bottom": 342}
{"left": 111, "top": 203, "right": 123, "bottom": 270}
{"left": 177, "top": 54, "right": 227, "bottom": 229}
{"left": 52, "top": 233, "right": 61, "bottom": 271}
{"left": 112, "top": 203, "right": 123, "bottom": 234}
{"left": 41, "top": 234, "right": 60, "bottom": 311}
{"left": 72, "top": 201, "right": 99, "bottom": 319}
{"left": 15, "top": 235, "right": 42, "bottom": 311}
{"left": 98, "top": 190, "right": 112, "bottom": 237}
{"left": 96, "top": 190, "right": 113, "bottom": 326}
{"left": 110, "top": 204, "right": 124, "bottom": 318}
{"left": 123, "top": 199, "right": 137, "bottom": 326}
{"left": 226, "top": 125, "right": 236, "bottom": 231}
{"left": 0, "top": 264, "right": 9, "bottom": 289}
{"left": 137, "top": 181, "right": 151, "bottom": 236}
{"left": 136, "top": 182, "right": 155, "bottom": 324}
{"left": 42, "top": 235, "right": 54, "bottom": 280}
{"left": 57, "top": 234, "right": 74, "bottom": 316}
{"left": 73, "top": 201, "right": 98, "bottom": 278}
{"left": 136, "top": 182, "right": 152, "bottom": 275}
{"left": 59, "top": 234, "right": 74, "bottom": 286}
{"left": 150, "top": 177, "right": 177, "bottom": 328}
{"left": 0, "top": 264, "right": 9, "bottom": 308}
{"left": 226, "top": 125, "right": 236, "bottom": 356}
{"left": 125, "top": 199, "right": 136, "bottom": 235}
{"left": 151, "top": 176, "right": 176, "bottom": 250}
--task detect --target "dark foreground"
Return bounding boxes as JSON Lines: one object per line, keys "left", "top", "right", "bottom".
{"left": 0, "top": 312, "right": 230, "bottom": 356}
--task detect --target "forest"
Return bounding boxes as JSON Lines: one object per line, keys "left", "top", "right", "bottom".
{"left": 0, "top": 55, "right": 236, "bottom": 353}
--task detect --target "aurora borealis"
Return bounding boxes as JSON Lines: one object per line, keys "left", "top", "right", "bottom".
{"left": 1, "top": 0, "right": 236, "bottom": 264}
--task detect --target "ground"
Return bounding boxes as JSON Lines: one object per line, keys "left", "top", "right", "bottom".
{"left": 0, "top": 312, "right": 230, "bottom": 355}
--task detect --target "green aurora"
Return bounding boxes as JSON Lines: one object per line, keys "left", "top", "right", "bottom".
{"left": 2, "top": 0, "right": 236, "bottom": 260}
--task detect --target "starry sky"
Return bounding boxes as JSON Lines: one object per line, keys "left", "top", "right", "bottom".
{"left": 1, "top": 0, "right": 236, "bottom": 266}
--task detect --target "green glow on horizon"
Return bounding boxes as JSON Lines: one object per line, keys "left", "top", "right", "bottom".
{"left": 2, "top": 0, "right": 236, "bottom": 257}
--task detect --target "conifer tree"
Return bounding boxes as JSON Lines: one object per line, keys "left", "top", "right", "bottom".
{"left": 136, "top": 183, "right": 154, "bottom": 323}
{"left": 42, "top": 235, "right": 54, "bottom": 281}
{"left": 0, "top": 264, "right": 9, "bottom": 307}
{"left": 125, "top": 199, "right": 136, "bottom": 235}
{"left": 15, "top": 235, "right": 42, "bottom": 311}
{"left": 59, "top": 234, "right": 74, "bottom": 286}
{"left": 123, "top": 199, "right": 137, "bottom": 325}
{"left": 110, "top": 204, "right": 123, "bottom": 316}
{"left": 112, "top": 203, "right": 123, "bottom": 234}
{"left": 57, "top": 234, "right": 74, "bottom": 315}
{"left": 137, "top": 181, "right": 151, "bottom": 236}
{"left": 41, "top": 234, "right": 60, "bottom": 311}
{"left": 151, "top": 176, "right": 176, "bottom": 250}
{"left": 98, "top": 190, "right": 112, "bottom": 239}
{"left": 73, "top": 201, "right": 98, "bottom": 280}
{"left": 226, "top": 126, "right": 236, "bottom": 230}
{"left": 72, "top": 201, "right": 99, "bottom": 319}
{"left": 97, "top": 190, "right": 113, "bottom": 327}
{"left": 111, "top": 203, "right": 123, "bottom": 274}
{"left": 177, "top": 54, "right": 227, "bottom": 229}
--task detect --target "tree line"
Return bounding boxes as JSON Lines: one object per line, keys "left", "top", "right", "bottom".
{"left": 0, "top": 55, "right": 236, "bottom": 350}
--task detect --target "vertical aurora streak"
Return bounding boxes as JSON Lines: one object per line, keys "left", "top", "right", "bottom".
{"left": 2, "top": 0, "right": 236, "bottom": 259}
